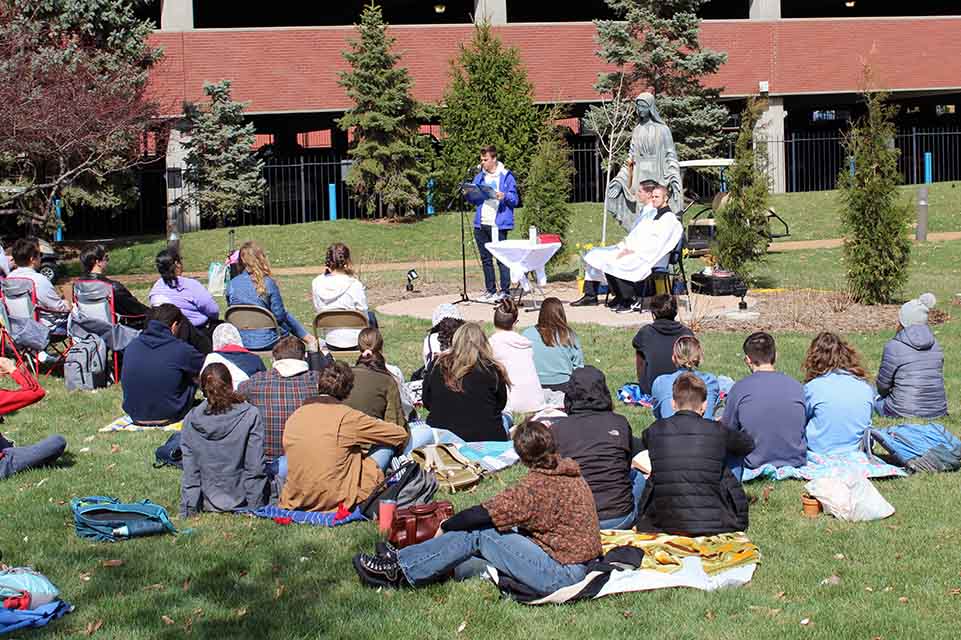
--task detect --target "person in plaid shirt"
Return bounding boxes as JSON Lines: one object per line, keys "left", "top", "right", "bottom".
{"left": 238, "top": 336, "right": 331, "bottom": 469}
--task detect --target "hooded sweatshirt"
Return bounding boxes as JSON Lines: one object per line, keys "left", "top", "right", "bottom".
{"left": 549, "top": 366, "right": 635, "bottom": 520}
{"left": 877, "top": 324, "right": 947, "bottom": 418}
{"left": 631, "top": 318, "right": 695, "bottom": 394}
{"left": 311, "top": 272, "right": 368, "bottom": 348}
{"left": 490, "top": 329, "right": 544, "bottom": 413}
{"left": 121, "top": 320, "right": 205, "bottom": 423}
{"left": 180, "top": 400, "right": 268, "bottom": 517}
{"left": 202, "top": 347, "right": 267, "bottom": 390}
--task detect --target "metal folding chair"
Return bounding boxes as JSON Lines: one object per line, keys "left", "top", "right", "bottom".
{"left": 0, "top": 277, "right": 70, "bottom": 375}
{"left": 224, "top": 304, "right": 280, "bottom": 358}
{"left": 312, "top": 309, "right": 369, "bottom": 362}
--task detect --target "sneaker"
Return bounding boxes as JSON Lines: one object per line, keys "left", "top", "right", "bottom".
{"left": 353, "top": 552, "right": 405, "bottom": 589}
{"left": 493, "top": 291, "right": 509, "bottom": 302}
{"left": 605, "top": 296, "right": 620, "bottom": 308}
{"left": 478, "top": 291, "right": 497, "bottom": 303}
{"left": 613, "top": 300, "right": 636, "bottom": 313}
{"left": 570, "top": 295, "right": 598, "bottom": 307}
{"left": 375, "top": 540, "right": 398, "bottom": 558}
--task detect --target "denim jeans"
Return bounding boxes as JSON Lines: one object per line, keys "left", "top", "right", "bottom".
{"left": 598, "top": 469, "right": 647, "bottom": 530}
{"left": 473, "top": 226, "right": 510, "bottom": 294}
{"left": 0, "top": 435, "right": 66, "bottom": 479}
{"left": 367, "top": 424, "right": 440, "bottom": 471}
{"left": 397, "top": 527, "right": 589, "bottom": 594}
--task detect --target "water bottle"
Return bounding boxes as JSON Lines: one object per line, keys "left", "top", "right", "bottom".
{"left": 529, "top": 226, "right": 537, "bottom": 245}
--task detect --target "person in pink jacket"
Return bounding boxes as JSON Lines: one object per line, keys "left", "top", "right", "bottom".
{"left": 488, "top": 299, "right": 544, "bottom": 415}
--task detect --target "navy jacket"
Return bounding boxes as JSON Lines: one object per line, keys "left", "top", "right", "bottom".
{"left": 877, "top": 325, "right": 947, "bottom": 418}
{"left": 121, "top": 320, "right": 205, "bottom": 423}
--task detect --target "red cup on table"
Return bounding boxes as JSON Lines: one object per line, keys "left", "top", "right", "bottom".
{"left": 378, "top": 499, "right": 397, "bottom": 533}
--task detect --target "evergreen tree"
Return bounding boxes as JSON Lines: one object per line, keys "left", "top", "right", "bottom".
{"left": 838, "top": 85, "right": 911, "bottom": 304}
{"left": 180, "top": 80, "right": 266, "bottom": 226}
{"left": 713, "top": 98, "right": 770, "bottom": 282}
{"left": 597, "top": 0, "right": 730, "bottom": 161}
{"left": 520, "top": 115, "right": 574, "bottom": 265}
{"left": 338, "top": 3, "right": 431, "bottom": 218}
{"left": 439, "top": 22, "right": 543, "bottom": 201}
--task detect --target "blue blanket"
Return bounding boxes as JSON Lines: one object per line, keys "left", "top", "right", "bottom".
{"left": 0, "top": 600, "right": 72, "bottom": 636}
{"left": 252, "top": 505, "right": 367, "bottom": 527}
{"left": 742, "top": 451, "right": 907, "bottom": 482}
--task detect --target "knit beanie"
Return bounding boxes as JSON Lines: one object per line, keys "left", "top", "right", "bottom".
{"left": 431, "top": 303, "right": 462, "bottom": 327}
{"left": 899, "top": 293, "right": 936, "bottom": 327}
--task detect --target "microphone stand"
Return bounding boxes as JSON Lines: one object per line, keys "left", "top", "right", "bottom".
{"left": 450, "top": 164, "right": 482, "bottom": 306}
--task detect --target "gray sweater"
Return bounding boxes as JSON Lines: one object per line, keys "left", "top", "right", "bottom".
{"left": 877, "top": 325, "right": 947, "bottom": 419}
{"left": 180, "top": 400, "right": 268, "bottom": 517}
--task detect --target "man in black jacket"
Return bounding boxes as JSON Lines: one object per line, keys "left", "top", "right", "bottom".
{"left": 632, "top": 293, "right": 694, "bottom": 394}
{"left": 635, "top": 372, "right": 755, "bottom": 536}
{"left": 548, "top": 366, "right": 643, "bottom": 529}
{"left": 80, "top": 243, "right": 149, "bottom": 328}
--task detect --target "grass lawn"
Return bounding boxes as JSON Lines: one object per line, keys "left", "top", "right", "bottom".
{"left": 3, "top": 239, "right": 960, "bottom": 639}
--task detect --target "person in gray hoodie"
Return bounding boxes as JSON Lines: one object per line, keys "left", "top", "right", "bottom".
{"left": 875, "top": 293, "right": 947, "bottom": 419}
{"left": 180, "top": 363, "right": 268, "bottom": 517}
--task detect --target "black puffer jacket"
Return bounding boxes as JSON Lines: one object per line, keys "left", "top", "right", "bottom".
{"left": 635, "top": 410, "right": 755, "bottom": 536}
{"left": 550, "top": 366, "right": 636, "bottom": 520}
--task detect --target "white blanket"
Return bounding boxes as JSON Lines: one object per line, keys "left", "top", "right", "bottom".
{"left": 584, "top": 213, "right": 682, "bottom": 282}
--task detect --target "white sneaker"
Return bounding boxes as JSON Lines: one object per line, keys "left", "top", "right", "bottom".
{"left": 493, "top": 292, "right": 508, "bottom": 302}
{"left": 478, "top": 291, "right": 497, "bottom": 302}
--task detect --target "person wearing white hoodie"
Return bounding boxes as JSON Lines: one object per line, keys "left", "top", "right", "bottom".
{"left": 466, "top": 145, "right": 520, "bottom": 302}
{"left": 312, "top": 243, "right": 370, "bottom": 349}
{"left": 489, "top": 298, "right": 544, "bottom": 414}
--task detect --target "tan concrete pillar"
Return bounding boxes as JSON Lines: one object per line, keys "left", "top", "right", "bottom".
{"left": 756, "top": 97, "right": 787, "bottom": 194}
{"left": 160, "top": 0, "right": 194, "bottom": 31}
{"left": 749, "top": 0, "right": 780, "bottom": 20}
{"left": 474, "top": 0, "right": 507, "bottom": 24}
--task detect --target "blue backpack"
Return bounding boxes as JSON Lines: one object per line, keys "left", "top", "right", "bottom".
{"left": 71, "top": 496, "right": 177, "bottom": 542}
{"left": 864, "top": 423, "right": 961, "bottom": 473}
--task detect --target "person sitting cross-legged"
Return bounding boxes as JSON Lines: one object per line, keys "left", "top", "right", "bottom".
{"left": 650, "top": 335, "right": 720, "bottom": 420}
{"left": 352, "top": 420, "right": 602, "bottom": 594}
{"left": 0, "top": 357, "right": 66, "bottom": 480}
{"left": 345, "top": 328, "right": 407, "bottom": 428}
{"left": 521, "top": 298, "right": 584, "bottom": 395}
{"left": 631, "top": 294, "right": 694, "bottom": 396}
{"left": 201, "top": 323, "right": 267, "bottom": 390}
{"left": 635, "top": 373, "right": 755, "bottom": 536}
{"left": 489, "top": 298, "right": 544, "bottom": 414}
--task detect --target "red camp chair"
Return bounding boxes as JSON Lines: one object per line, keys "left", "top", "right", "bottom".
{"left": 72, "top": 280, "right": 143, "bottom": 383}
{"left": 0, "top": 277, "right": 70, "bottom": 375}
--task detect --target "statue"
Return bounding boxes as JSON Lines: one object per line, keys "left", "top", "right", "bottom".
{"left": 605, "top": 93, "right": 682, "bottom": 230}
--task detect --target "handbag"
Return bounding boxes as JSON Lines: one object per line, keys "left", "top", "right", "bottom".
{"left": 358, "top": 461, "right": 438, "bottom": 520}
{"left": 411, "top": 444, "right": 483, "bottom": 492}
{"left": 388, "top": 501, "right": 455, "bottom": 548}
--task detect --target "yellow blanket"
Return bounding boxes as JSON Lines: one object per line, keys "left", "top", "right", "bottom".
{"left": 599, "top": 530, "right": 761, "bottom": 576}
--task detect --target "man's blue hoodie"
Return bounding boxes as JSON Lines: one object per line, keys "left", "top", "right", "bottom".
{"left": 121, "top": 320, "right": 205, "bottom": 423}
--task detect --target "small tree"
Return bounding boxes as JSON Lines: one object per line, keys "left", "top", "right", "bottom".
{"left": 713, "top": 98, "right": 771, "bottom": 282}
{"left": 838, "top": 83, "right": 911, "bottom": 304}
{"left": 520, "top": 115, "right": 574, "bottom": 265}
{"left": 440, "top": 21, "right": 543, "bottom": 201}
{"left": 179, "top": 80, "right": 266, "bottom": 226}
{"left": 338, "top": 2, "right": 431, "bottom": 218}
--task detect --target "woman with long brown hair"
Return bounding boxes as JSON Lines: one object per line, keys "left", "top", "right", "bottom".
{"left": 226, "top": 241, "right": 313, "bottom": 351}
{"left": 801, "top": 332, "right": 875, "bottom": 455}
{"left": 521, "top": 297, "right": 585, "bottom": 392}
{"left": 311, "top": 242, "right": 371, "bottom": 349}
{"left": 423, "top": 322, "right": 512, "bottom": 442}
{"left": 180, "top": 363, "right": 268, "bottom": 517}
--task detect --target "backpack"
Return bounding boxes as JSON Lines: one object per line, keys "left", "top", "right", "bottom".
{"left": 411, "top": 444, "right": 483, "bottom": 493}
{"left": 154, "top": 432, "right": 183, "bottom": 469}
{"left": 64, "top": 334, "right": 107, "bottom": 390}
{"left": 359, "top": 461, "right": 438, "bottom": 520}
{"left": 864, "top": 423, "right": 961, "bottom": 473}
{"left": 70, "top": 496, "right": 177, "bottom": 542}
{"left": 0, "top": 567, "right": 60, "bottom": 608}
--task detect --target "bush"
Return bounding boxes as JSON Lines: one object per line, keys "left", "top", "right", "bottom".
{"left": 519, "top": 120, "right": 574, "bottom": 265}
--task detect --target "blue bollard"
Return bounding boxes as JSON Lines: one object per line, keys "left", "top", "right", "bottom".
{"left": 924, "top": 152, "right": 932, "bottom": 184}
{"left": 328, "top": 184, "right": 337, "bottom": 221}
{"left": 54, "top": 198, "right": 63, "bottom": 242}
{"left": 427, "top": 178, "right": 435, "bottom": 215}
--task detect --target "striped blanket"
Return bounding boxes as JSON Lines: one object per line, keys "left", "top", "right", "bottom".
{"left": 251, "top": 505, "right": 366, "bottom": 527}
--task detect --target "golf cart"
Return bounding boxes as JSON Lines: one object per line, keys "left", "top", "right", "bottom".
{"left": 679, "top": 158, "right": 790, "bottom": 256}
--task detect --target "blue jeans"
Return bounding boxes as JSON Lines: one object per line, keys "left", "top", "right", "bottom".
{"left": 473, "top": 226, "right": 510, "bottom": 294}
{"left": 0, "top": 435, "right": 66, "bottom": 479}
{"left": 368, "top": 425, "right": 439, "bottom": 471}
{"left": 397, "top": 527, "right": 589, "bottom": 594}
{"left": 598, "top": 469, "right": 647, "bottom": 530}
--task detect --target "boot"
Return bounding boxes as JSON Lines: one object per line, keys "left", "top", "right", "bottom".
{"left": 353, "top": 550, "right": 406, "bottom": 589}
{"left": 571, "top": 281, "right": 599, "bottom": 307}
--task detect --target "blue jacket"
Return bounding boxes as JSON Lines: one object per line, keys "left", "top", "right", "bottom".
{"left": 651, "top": 368, "right": 721, "bottom": 420}
{"left": 121, "top": 320, "right": 205, "bottom": 423}
{"left": 470, "top": 162, "right": 519, "bottom": 230}
{"left": 226, "top": 271, "right": 308, "bottom": 350}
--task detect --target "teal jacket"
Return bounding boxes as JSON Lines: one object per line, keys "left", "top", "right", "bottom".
{"left": 521, "top": 326, "right": 584, "bottom": 386}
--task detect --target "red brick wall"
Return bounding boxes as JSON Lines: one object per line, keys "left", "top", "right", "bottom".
{"left": 147, "top": 18, "right": 961, "bottom": 116}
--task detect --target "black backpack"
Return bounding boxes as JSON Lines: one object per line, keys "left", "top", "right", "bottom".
{"left": 154, "top": 433, "right": 183, "bottom": 469}
{"left": 359, "top": 461, "right": 438, "bottom": 520}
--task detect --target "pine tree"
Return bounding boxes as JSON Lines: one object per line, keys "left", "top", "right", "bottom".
{"left": 439, "top": 21, "right": 544, "bottom": 201}
{"left": 838, "top": 84, "right": 912, "bottom": 304}
{"left": 180, "top": 80, "right": 266, "bottom": 226}
{"left": 520, "top": 115, "right": 574, "bottom": 265}
{"left": 713, "top": 98, "right": 770, "bottom": 282}
{"left": 597, "top": 0, "right": 730, "bottom": 161}
{"left": 338, "top": 3, "right": 431, "bottom": 218}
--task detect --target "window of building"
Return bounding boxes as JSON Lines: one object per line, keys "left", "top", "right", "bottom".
{"left": 782, "top": 0, "right": 961, "bottom": 18}
{"left": 192, "top": 1, "right": 475, "bottom": 28}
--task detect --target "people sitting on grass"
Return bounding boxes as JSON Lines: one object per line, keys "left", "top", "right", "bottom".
{"left": 9, "top": 238, "right": 71, "bottom": 333}
{"left": 521, "top": 297, "right": 584, "bottom": 394}
{"left": 548, "top": 366, "right": 641, "bottom": 530}
{"left": 180, "top": 363, "right": 268, "bottom": 517}
{"left": 226, "top": 241, "right": 314, "bottom": 351}
{"left": 79, "top": 242, "right": 149, "bottom": 327}
{"left": 489, "top": 298, "right": 544, "bottom": 414}
{"left": 422, "top": 303, "right": 463, "bottom": 368}
{"left": 312, "top": 243, "right": 372, "bottom": 350}
{"left": 120, "top": 303, "right": 205, "bottom": 426}
{"left": 875, "top": 293, "right": 947, "bottom": 419}
{"left": 423, "top": 322, "right": 511, "bottom": 442}
{"left": 721, "top": 332, "right": 807, "bottom": 470}
{"left": 650, "top": 335, "right": 720, "bottom": 420}
{"left": 802, "top": 332, "right": 874, "bottom": 456}
{"left": 279, "top": 361, "right": 408, "bottom": 512}
{"left": 149, "top": 249, "right": 220, "bottom": 341}
{"left": 201, "top": 323, "right": 267, "bottom": 390}
{"left": 238, "top": 336, "right": 331, "bottom": 474}
{"left": 352, "top": 420, "right": 602, "bottom": 593}
{"left": 632, "top": 294, "right": 694, "bottom": 396}
{"left": 635, "top": 373, "right": 755, "bottom": 536}
{"left": 0, "top": 357, "right": 66, "bottom": 480}
{"left": 345, "top": 328, "right": 407, "bottom": 428}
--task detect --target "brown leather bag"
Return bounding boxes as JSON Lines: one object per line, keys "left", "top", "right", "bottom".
{"left": 388, "top": 501, "right": 455, "bottom": 548}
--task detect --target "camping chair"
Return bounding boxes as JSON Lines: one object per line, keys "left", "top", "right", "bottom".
{"left": 224, "top": 305, "right": 280, "bottom": 358}
{"left": 0, "top": 277, "right": 70, "bottom": 375}
{"left": 72, "top": 280, "right": 142, "bottom": 383}
{"left": 313, "top": 310, "right": 369, "bottom": 363}
{"left": 0, "top": 288, "right": 28, "bottom": 368}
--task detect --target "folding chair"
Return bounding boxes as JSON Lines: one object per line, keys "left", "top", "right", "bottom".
{"left": 0, "top": 277, "right": 70, "bottom": 375}
{"left": 0, "top": 290, "right": 28, "bottom": 367}
{"left": 72, "top": 279, "right": 141, "bottom": 383}
{"left": 224, "top": 305, "right": 280, "bottom": 358}
{"left": 313, "top": 310, "right": 369, "bottom": 362}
